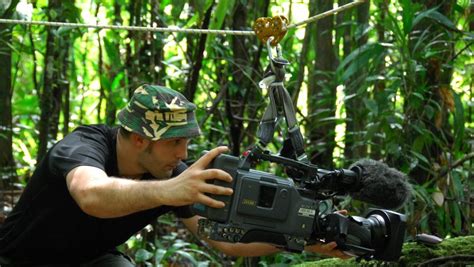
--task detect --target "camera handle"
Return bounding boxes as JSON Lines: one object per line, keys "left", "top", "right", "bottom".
{"left": 256, "top": 37, "right": 308, "bottom": 162}
{"left": 239, "top": 147, "right": 363, "bottom": 195}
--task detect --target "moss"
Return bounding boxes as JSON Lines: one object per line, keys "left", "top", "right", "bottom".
{"left": 295, "top": 236, "right": 474, "bottom": 267}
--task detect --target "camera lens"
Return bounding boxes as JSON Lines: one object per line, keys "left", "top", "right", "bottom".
{"left": 367, "top": 214, "right": 388, "bottom": 249}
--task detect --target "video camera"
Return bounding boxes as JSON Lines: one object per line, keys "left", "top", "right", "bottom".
{"left": 193, "top": 148, "right": 407, "bottom": 261}
{"left": 193, "top": 37, "right": 408, "bottom": 261}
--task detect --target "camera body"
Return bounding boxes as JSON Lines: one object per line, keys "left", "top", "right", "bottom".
{"left": 193, "top": 153, "right": 407, "bottom": 261}
{"left": 193, "top": 153, "right": 316, "bottom": 251}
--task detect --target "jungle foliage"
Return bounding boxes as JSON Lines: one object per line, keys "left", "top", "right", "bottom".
{"left": 0, "top": 0, "right": 473, "bottom": 266}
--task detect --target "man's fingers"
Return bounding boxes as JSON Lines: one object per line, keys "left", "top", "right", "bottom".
{"left": 322, "top": 242, "right": 338, "bottom": 251}
{"left": 323, "top": 242, "right": 352, "bottom": 259}
{"left": 200, "top": 184, "right": 233, "bottom": 196}
{"left": 192, "top": 146, "right": 229, "bottom": 169}
{"left": 197, "top": 194, "right": 226, "bottom": 209}
{"left": 336, "top": 209, "right": 348, "bottom": 215}
{"left": 200, "top": 169, "right": 233, "bottom": 183}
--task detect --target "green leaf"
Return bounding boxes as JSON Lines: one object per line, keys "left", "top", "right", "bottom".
{"left": 174, "top": 250, "right": 198, "bottom": 265}
{"left": 337, "top": 42, "right": 385, "bottom": 81}
{"left": 154, "top": 248, "right": 166, "bottom": 263}
{"left": 103, "top": 38, "right": 121, "bottom": 68}
{"left": 412, "top": 135, "right": 425, "bottom": 153}
{"left": 413, "top": 8, "right": 461, "bottom": 33}
{"left": 452, "top": 201, "right": 462, "bottom": 233}
{"left": 411, "top": 151, "right": 430, "bottom": 165}
{"left": 135, "top": 248, "right": 153, "bottom": 263}
{"left": 365, "top": 122, "right": 378, "bottom": 140}
{"left": 172, "top": 240, "right": 191, "bottom": 249}
{"left": 160, "top": 0, "right": 172, "bottom": 10}
{"left": 451, "top": 171, "right": 464, "bottom": 200}
{"left": 171, "top": 0, "right": 186, "bottom": 21}
{"left": 413, "top": 184, "right": 434, "bottom": 208}
{"left": 13, "top": 95, "right": 39, "bottom": 114}
{"left": 363, "top": 98, "right": 378, "bottom": 116}
{"left": 100, "top": 74, "right": 111, "bottom": 91}
{"left": 452, "top": 91, "right": 465, "bottom": 151}
{"left": 209, "top": 0, "right": 230, "bottom": 30}
{"left": 56, "top": 26, "right": 74, "bottom": 36}
{"left": 400, "top": 0, "right": 415, "bottom": 34}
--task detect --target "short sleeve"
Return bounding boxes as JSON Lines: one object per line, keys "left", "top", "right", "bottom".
{"left": 48, "top": 126, "right": 112, "bottom": 179}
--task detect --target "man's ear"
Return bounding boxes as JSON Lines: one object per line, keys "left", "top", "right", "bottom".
{"left": 130, "top": 132, "right": 151, "bottom": 150}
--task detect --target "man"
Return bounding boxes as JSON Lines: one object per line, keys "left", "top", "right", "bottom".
{"left": 0, "top": 84, "right": 348, "bottom": 266}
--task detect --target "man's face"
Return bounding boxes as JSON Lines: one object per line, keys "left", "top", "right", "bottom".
{"left": 137, "top": 137, "right": 189, "bottom": 179}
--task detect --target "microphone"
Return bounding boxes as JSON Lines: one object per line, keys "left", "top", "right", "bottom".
{"left": 348, "top": 159, "right": 412, "bottom": 209}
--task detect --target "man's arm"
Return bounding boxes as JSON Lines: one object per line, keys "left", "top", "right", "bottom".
{"left": 181, "top": 215, "right": 280, "bottom": 257}
{"left": 182, "top": 215, "right": 351, "bottom": 259}
{"left": 66, "top": 147, "right": 233, "bottom": 218}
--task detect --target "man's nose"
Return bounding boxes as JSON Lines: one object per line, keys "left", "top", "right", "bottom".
{"left": 176, "top": 141, "right": 188, "bottom": 160}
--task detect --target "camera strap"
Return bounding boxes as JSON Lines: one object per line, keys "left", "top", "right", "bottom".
{"left": 256, "top": 40, "right": 308, "bottom": 162}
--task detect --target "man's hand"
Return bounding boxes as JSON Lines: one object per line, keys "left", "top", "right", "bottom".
{"left": 305, "top": 209, "right": 352, "bottom": 259}
{"left": 305, "top": 242, "right": 352, "bottom": 259}
{"left": 158, "top": 146, "right": 233, "bottom": 208}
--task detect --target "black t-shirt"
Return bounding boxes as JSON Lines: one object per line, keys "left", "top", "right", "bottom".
{"left": 0, "top": 125, "right": 193, "bottom": 264}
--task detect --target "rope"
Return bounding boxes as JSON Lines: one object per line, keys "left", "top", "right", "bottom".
{"left": 0, "top": 19, "right": 255, "bottom": 35}
{"left": 288, "top": 0, "right": 366, "bottom": 29}
{"left": 0, "top": 0, "right": 365, "bottom": 35}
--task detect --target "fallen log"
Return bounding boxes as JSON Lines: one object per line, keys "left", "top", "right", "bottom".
{"left": 295, "top": 235, "right": 474, "bottom": 266}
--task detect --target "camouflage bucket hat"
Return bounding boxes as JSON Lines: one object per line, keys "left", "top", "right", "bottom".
{"left": 118, "top": 84, "right": 201, "bottom": 140}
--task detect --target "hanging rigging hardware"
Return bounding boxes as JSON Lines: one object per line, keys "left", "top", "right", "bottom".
{"left": 0, "top": 1, "right": 365, "bottom": 35}
{"left": 253, "top": 15, "right": 289, "bottom": 47}
{"left": 256, "top": 36, "right": 309, "bottom": 163}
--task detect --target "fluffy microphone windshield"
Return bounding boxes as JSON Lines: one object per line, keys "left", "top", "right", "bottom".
{"left": 349, "top": 159, "right": 412, "bottom": 209}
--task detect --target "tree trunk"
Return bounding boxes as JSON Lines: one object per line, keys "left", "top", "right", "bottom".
{"left": 104, "top": 1, "right": 124, "bottom": 125}
{"left": 37, "top": 0, "right": 72, "bottom": 162}
{"left": 37, "top": 17, "right": 56, "bottom": 162}
{"left": 184, "top": 1, "right": 214, "bottom": 101}
{"left": 150, "top": 0, "right": 166, "bottom": 84}
{"left": 307, "top": 0, "right": 338, "bottom": 167}
{"left": 0, "top": 0, "right": 20, "bottom": 189}
{"left": 49, "top": 34, "right": 71, "bottom": 140}
{"left": 468, "top": 1, "right": 474, "bottom": 235}
{"left": 241, "top": 0, "right": 270, "bottom": 147}
{"left": 291, "top": 1, "right": 316, "bottom": 107}
{"left": 371, "top": 0, "right": 388, "bottom": 160}
{"left": 125, "top": 0, "right": 143, "bottom": 97}
{"left": 226, "top": 1, "right": 250, "bottom": 156}
{"left": 60, "top": 36, "right": 71, "bottom": 136}
{"left": 97, "top": 3, "right": 104, "bottom": 123}
{"left": 343, "top": 1, "right": 370, "bottom": 162}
